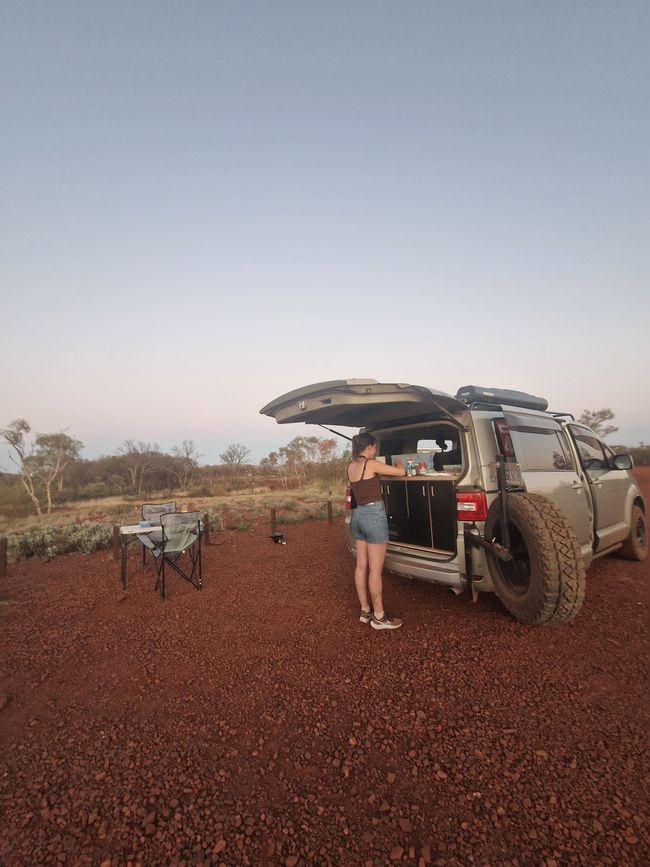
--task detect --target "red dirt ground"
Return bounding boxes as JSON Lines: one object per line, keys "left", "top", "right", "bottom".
{"left": 1, "top": 473, "right": 649, "bottom": 866}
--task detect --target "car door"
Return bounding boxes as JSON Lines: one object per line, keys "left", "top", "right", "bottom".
{"left": 568, "top": 425, "right": 631, "bottom": 550}
{"left": 500, "top": 412, "right": 594, "bottom": 554}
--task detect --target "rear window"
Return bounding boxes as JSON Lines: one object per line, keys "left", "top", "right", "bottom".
{"left": 378, "top": 426, "right": 462, "bottom": 473}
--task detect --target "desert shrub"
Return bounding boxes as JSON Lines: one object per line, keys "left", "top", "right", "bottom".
{"left": 64, "top": 522, "right": 114, "bottom": 554}
{"left": 236, "top": 519, "right": 251, "bottom": 531}
{"left": 0, "top": 478, "right": 33, "bottom": 520}
{"left": 7, "top": 522, "right": 113, "bottom": 561}
{"left": 72, "top": 482, "right": 114, "bottom": 500}
{"left": 187, "top": 483, "right": 212, "bottom": 497}
{"left": 204, "top": 511, "right": 225, "bottom": 533}
{"left": 9, "top": 525, "right": 59, "bottom": 560}
{"left": 316, "top": 503, "right": 343, "bottom": 520}
{"left": 276, "top": 513, "right": 305, "bottom": 525}
{"left": 105, "top": 503, "right": 133, "bottom": 519}
{"left": 301, "top": 509, "right": 319, "bottom": 521}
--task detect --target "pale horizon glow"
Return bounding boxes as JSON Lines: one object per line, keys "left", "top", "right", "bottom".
{"left": 1, "top": 1, "right": 649, "bottom": 470}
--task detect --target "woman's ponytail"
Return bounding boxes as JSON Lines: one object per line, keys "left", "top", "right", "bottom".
{"left": 352, "top": 432, "right": 375, "bottom": 459}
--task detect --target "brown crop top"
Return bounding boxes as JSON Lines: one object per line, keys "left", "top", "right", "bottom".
{"left": 347, "top": 458, "right": 382, "bottom": 505}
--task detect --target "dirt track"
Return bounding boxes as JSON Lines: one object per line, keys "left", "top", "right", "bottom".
{"left": 1, "top": 473, "right": 649, "bottom": 866}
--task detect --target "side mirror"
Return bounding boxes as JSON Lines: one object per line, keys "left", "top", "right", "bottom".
{"left": 611, "top": 454, "right": 633, "bottom": 470}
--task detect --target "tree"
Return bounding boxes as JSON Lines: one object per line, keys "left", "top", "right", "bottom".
{"left": 171, "top": 439, "right": 202, "bottom": 489}
{"left": 578, "top": 408, "right": 618, "bottom": 439}
{"left": 0, "top": 419, "right": 83, "bottom": 514}
{"left": 119, "top": 440, "right": 163, "bottom": 495}
{"left": 317, "top": 438, "right": 337, "bottom": 463}
{"left": 259, "top": 451, "right": 279, "bottom": 472}
{"left": 1, "top": 419, "right": 43, "bottom": 515}
{"left": 278, "top": 438, "right": 308, "bottom": 480}
{"left": 219, "top": 443, "right": 251, "bottom": 466}
{"left": 32, "top": 431, "right": 83, "bottom": 513}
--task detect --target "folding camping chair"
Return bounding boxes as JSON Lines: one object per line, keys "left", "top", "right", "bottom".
{"left": 137, "top": 502, "right": 176, "bottom": 570}
{"left": 151, "top": 511, "right": 203, "bottom": 599}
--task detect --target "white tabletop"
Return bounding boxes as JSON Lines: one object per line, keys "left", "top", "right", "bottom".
{"left": 119, "top": 524, "right": 162, "bottom": 536}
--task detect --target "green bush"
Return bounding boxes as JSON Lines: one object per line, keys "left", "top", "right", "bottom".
{"left": 7, "top": 522, "right": 113, "bottom": 561}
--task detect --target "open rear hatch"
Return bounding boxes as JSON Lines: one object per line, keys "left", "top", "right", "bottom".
{"left": 259, "top": 379, "right": 468, "bottom": 429}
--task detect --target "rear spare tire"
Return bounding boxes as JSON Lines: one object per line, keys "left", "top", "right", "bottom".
{"left": 617, "top": 504, "right": 647, "bottom": 561}
{"left": 484, "top": 493, "right": 585, "bottom": 625}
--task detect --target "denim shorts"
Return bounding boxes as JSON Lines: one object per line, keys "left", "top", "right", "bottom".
{"left": 351, "top": 501, "right": 389, "bottom": 544}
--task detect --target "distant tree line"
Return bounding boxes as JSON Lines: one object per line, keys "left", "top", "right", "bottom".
{"left": 0, "top": 419, "right": 351, "bottom": 519}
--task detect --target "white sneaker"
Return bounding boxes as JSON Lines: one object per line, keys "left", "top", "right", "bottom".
{"left": 371, "top": 614, "right": 403, "bottom": 630}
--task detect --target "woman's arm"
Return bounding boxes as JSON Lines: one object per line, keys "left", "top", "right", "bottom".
{"left": 371, "top": 459, "right": 406, "bottom": 478}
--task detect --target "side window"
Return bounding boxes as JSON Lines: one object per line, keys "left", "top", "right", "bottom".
{"left": 571, "top": 430, "right": 609, "bottom": 471}
{"left": 509, "top": 429, "right": 575, "bottom": 472}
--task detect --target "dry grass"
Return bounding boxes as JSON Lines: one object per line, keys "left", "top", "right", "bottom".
{"left": 0, "top": 485, "right": 346, "bottom": 536}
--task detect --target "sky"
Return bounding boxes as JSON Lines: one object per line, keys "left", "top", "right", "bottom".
{"left": 1, "top": 0, "right": 649, "bottom": 469}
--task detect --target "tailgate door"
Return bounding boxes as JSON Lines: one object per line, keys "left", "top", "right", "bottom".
{"left": 260, "top": 380, "right": 467, "bottom": 429}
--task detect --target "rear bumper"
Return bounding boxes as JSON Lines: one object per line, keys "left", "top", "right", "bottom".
{"left": 385, "top": 550, "right": 463, "bottom": 587}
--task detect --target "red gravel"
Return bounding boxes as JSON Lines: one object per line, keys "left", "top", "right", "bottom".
{"left": 1, "top": 473, "right": 649, "bottom": 866}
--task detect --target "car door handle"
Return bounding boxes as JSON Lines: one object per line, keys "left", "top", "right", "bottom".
{"left": 571, "top": 481, "right": 583, "bottom": 490}
{"left": 591, "top": 479, "right": 602, "bottom": 487}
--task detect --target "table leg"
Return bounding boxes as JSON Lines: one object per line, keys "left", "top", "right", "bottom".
{"left": 121, "top": 534, "right": 127, "bottom": 590}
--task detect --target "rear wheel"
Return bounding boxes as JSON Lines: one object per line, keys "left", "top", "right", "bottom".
{"left": 618, "top": 504, "right": 647, "bottom": 561}
{"left": 484, "top": 493, "right": 585, "bottom": 625}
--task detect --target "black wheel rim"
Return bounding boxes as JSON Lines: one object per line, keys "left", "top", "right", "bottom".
{"left": 492, "top": 520, "right": 531, "bottom": 595}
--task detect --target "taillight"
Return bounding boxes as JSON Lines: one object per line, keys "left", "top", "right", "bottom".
{"left": 456, "top": 492, "right": 488, "bottom": 523}
{"left": 494, "top": 420, "right": 515, "bottom": 459}
{"left": 346, "top": 486, "right": 353, "bottom": 510}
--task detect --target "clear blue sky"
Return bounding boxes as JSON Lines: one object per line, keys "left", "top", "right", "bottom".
{"left": 1, "top": 0, "right": 649, "bottom": 467}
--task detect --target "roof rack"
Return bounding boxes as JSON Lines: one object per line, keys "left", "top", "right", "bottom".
{"left": 456, "top": 385, "right": 548, "bottom": 413}
{"left": 551, "top": 412, "right": 575, "bottom": 421}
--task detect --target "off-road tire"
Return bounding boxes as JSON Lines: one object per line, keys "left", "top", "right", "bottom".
{"left": 484, "top": 493, "right": 586, "bottom": 625}
{"left": 617, "top": 504, "right": 647, "bottom": 561}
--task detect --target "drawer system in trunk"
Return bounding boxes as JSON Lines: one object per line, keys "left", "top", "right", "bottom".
{"left": 380, "top": 479, "right": 456, "bottom": 553}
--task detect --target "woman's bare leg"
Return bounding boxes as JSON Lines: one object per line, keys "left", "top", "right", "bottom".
{"left": 354, "top": 540, "right": 370, "bottom": 611}
{"left": 367, "top": 542, "right": 387, "bottom": 617}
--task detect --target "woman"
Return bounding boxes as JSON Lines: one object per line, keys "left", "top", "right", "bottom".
{"left": 347, "top": 433, "right": 406, "bottom": 630}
